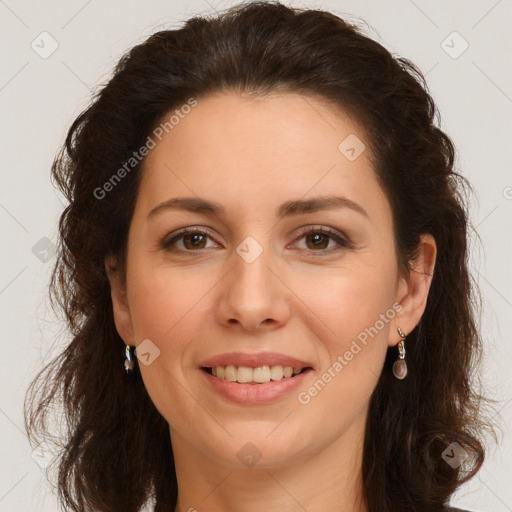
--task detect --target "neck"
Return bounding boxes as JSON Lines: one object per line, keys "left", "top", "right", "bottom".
{"left": 171, "top": 415, "right": 368, "bottom": 512}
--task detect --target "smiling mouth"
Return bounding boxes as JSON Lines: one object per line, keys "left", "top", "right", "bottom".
{"left": 202, "top": 365, "right": 312, "bottom": 384}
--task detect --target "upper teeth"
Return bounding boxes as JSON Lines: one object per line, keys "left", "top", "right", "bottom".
{"left": 211, "top": 365, "right": 303, "bottom": 383}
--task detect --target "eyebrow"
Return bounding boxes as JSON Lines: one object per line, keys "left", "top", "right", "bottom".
{"left": 147, "top": 195, "right": 369, "bottom": 220}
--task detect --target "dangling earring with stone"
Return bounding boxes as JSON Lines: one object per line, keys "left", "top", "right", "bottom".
{"left": 392, "top": 327, "right": 408, "bottom": 380}
{"left": 123, "top": 344, "right": 135, "bottom": 375}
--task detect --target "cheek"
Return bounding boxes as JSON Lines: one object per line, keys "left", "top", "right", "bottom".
{"left": 293, "top": 274, "right": 392, "bottom": 400}
{"left": 292, "top": 259, "right": 396, "bottom": 348}
{"left": 289, "top": 262, "right": 395, "bottom": 401}
{"left": 126, "top": 260, "right": 222, "bottom": 387}
{"left": 125, "top": 263, "right": 215, "bottom": 424}
{"left": 127, "top": 260, "right": 209, "bottom": 339}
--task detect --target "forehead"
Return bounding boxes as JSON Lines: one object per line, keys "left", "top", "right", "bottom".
{"left": 135, "top": 91, "right": 390, "bottom": 224}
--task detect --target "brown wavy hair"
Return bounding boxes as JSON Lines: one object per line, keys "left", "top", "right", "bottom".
{"left": 25, "top": 1, "right": 494, "bottom": 511}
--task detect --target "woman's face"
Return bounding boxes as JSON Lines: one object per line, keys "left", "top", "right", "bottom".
{"left": 109, "top": 91, "right": 434, "bottom": 469}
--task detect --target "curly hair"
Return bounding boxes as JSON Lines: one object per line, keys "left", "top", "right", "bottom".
{"left": 25, "top": 1, "right": 493, "bottom": 511}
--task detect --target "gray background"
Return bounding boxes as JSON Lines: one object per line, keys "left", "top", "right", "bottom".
{"left": 1, "top": 1, "right": 511, "bottom": 511}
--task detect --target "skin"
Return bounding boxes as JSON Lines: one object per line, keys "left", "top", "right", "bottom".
{"left": 106, "top": 91, "right": 437, "bottom": 512}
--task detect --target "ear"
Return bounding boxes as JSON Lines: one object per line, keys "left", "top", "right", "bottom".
{"left": 388, "top": 234, "right": 437, "bottom": 347}
{"left": 105, "top": 254, "right": 135, "bottom": 346}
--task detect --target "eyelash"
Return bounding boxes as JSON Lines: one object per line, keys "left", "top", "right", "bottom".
{"left": 160, "top": 226, "right": 352, "bottom": 256}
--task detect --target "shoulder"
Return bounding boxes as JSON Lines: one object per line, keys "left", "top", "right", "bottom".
{"left": 445, "top": 507, "right": 478, "bottom": 512}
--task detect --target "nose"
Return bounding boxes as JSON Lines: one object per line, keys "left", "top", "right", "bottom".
{"left": 216, "top": 240, "right": 291, "bottom": 332}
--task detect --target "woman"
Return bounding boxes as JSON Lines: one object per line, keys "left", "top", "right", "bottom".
{"left": 25, "top": 1, "right": 492, "bottom": 511}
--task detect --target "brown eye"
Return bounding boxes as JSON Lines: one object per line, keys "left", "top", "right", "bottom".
{"left": 293, "top": 226, "right": 351, "bottom": 255}
{"left": 182, "top": 233, "right": 208, "bottom": 250}
{"left": 304, "top": 232, "right": 331, "bottom": 250}
{"left": 161, "top": 228, "right": 217, "bottom": 253}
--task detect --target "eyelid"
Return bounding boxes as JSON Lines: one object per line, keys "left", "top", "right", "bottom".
{"left": 292, "top": 224, "right": 347, "bottom": 240}
{"left": 160, "top": 224, "right": 352, "bottom": 254}
{"left": 289, "top": 225, "right": 352, "bottom": 251}
{"left": 160, "top": 226, "right": 219, "bottom": 250}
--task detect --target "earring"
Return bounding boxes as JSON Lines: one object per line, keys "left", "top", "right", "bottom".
{"left": 123, "top": 344, "right": 135, "bottom": 375}
{"left": 392, "top": 327, "right": 408, "bottom": 380}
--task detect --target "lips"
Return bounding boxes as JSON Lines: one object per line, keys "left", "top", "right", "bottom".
{"left": 199, "top": 351, "right": 313, "bottom": 369}
{"left": 198, "top": 351, "right": 314, "bottom": 402}
{"left": 200, "top": 364, "right": 313, "bottom": 404}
